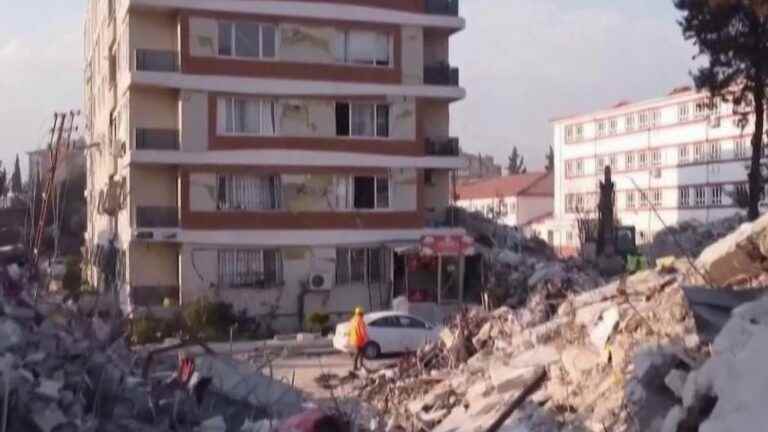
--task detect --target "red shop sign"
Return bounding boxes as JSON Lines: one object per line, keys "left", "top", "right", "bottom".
{"left": 421, "top": 235, "right": 475, "bottom": 256}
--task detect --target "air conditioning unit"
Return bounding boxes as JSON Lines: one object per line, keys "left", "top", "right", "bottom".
{"left": 308, "top": 273, "right": 333, "bottom": 291}
{"left": 651, "top": 168, "right": 662, "bottom": 179}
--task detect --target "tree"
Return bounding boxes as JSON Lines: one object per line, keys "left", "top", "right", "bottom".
{"left": 507, "top": 146, "right": 527, "bottom": 175}
{"left": 675, "top": 0, "right": 768, "bottom": 220}
{"left": 10, "top": 154, "right": 22, "bottom": 195}
{"left": 545, "top": 146, "right": 554, "bottom": 173}
{"left": 0, "top": 166, "right": 7, "bottom": 206}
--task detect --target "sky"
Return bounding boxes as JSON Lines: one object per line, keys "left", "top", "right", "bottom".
{"left": 0, "top": 0, "right": 697, "bottom": 176}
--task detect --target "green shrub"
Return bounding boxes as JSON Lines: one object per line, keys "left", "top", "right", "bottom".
{"left": 181, "top": 297, "right": 238, "bottom": 340}
{"left": 130, "top": 316, "right": 174, "bottom": 345}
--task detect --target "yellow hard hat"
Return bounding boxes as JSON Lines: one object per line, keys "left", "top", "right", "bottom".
{"left": 354, "top": 307, "right": 364, "bottom": 315}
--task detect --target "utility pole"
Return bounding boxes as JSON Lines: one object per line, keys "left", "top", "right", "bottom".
{"left": 31, "top": 111, "right": 79, "bottom": 267}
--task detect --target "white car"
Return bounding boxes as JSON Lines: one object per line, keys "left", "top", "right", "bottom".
{"left": 333, "top": 311, "right": 441, "bottom": 359}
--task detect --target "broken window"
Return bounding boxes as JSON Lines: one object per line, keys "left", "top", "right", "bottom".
{"left": 217, "top": 174, "right": 282, "bottom": 210}
{"left": 352, "top": 176, "right": 389, "bottom": 209}
{"left": 336, "top": 30, "right": 391, "bottom": 66}
{"left": 218, "top": 21, "right": 277, "bottom": 59}
{"left": 218, "top": 249, "right": 283, "bottom": 289}
{"left": 218, "top": 97, "right": 278, "bottom": 135}
{"left": 336, "top": 102, "right": 390, "bottom": 138}
{"left": 336, "top": 248, "right": 384, "bottom": 285}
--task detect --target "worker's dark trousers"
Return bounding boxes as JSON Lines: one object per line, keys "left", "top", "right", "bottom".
{"left": 353, "top": 348, "right": 365, "bottom": 371}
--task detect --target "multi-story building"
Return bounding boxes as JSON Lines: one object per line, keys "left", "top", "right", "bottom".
{"left": 456, "top": 152, "right": 502, "bottom": 184}
{"left": 455, "top": 172, "right": 553, "bottom": 227}
{"left": 548, "top": 86, "right": 754, "bottom": 256}
{"left": 83, "top": 0, "right": 466, "bottom": 330}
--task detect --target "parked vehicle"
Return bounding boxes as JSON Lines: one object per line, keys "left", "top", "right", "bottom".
{"left": 333, "top": 311, "right": 441, "bottom": 359}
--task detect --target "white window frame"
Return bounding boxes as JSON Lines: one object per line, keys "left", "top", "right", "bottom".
{"left": 734, "top": 139, "right": 748, "bottom": 159}
{"left": 218, "top": 96, "right": 279, "bottom": 136}
{"left": 575, "top": 160, "right": 584, "bottom": 176}
{"left": 651, "top": 109, "right": 662, "bottom": 127}
{"left": 679, "top": 145, "right": 690, "bottom": 164}
{"left": 625, "top": 113, "right": 636, "bottom": 131}
{"left": 651, "top": 150, "right": 662, "bottom": 167}
{"left": 638, "top": 111, "right": 650, "bottom": 129}
{"left": 626, "top": 191, "right": 636, "bottom": 209}
{"left": 335, "top": 30, "right": 393, "bottom": 68}
{"left": 638, "top": 152, "right": 648, "bottom": 169}
{"left": 565, "top": 125, "right": 574, "bottom": 143}
{"left": 218, "top": 249, "right": 284, "bottom": 289}
{"left": 710, "top": 185, "right": 723, "bottom": 206}
{"left": 678, "top": 103, "right": 690, "bottom": 122}
{"left": 608, "top": 118, "right": 618, "bottom": 135}
{"left": 596, "top": 120, "right": 607, "bottom": 137}
{"left": 709, "top": 141, "right": 721, "bottom": 161}
{"left": 625, "top": 153, "right": 635, "bottom": 170}
{"left": 575, "top": 124, "right": 584, "bottom": 140}
{"left": 336, "top": 247, "right": 384, "bottom": 285}
{"left": 337, "top": 101, "right": 390, "bottom": 138}
{"left": 679, "top": 187, "right": 690, "bottom": 208}
{"left": 339, "top": 175, "right": 391, "bottom": 210}
{"left": 651, "top": 189, "right": 662, "bottom": 208}
{"left": 217, "top": 174, "right": 282, "bottom": 211}
{"left": 218, "top": 21, "right": 279, "bottom": 60}
{"left": 693, "top": 143, "right": 705, "bottom": 162}
{"left": 694, "top": 186, "right": 706, "bottom": 207}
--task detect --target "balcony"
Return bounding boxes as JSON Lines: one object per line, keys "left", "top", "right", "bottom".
{"left": 135, "top": 128, "right": 179, "bottom": 151}
{"left": 425, "top": 0, "right": 459, "bottom": 16}
{"left": 424, "top": 63, "right": 460, "bottom": 86}
{"left": 135, "top": 49, "right": 179, "bottom": 72}
{"left": 136, "top": 206, "right": 179, "bottom": 228}
{"left": 130, "top": 285, "right": 179, "bottom": 307}
{"left": 426, "top": 137, "right": 460, "bottom": 156}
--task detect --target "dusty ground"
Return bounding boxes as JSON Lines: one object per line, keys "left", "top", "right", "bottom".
{"left": 254, "top": 353, "right": 395, "bottom": 403}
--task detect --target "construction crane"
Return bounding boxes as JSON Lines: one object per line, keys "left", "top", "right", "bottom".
{"left": 31, "top": 111, "right": 79, "bottom": 267}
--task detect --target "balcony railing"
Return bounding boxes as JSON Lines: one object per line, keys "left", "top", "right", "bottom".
{"left": 426, "top": 0, "right": 459, "bottom": 16}
{"left": 426, "top": 137, "right": 460, "bottom": 156}
{"left": 130, "top": 285, "right": 179, "bottom": 307}
{"left": 136, "top": 206, "right": 179, "bottom": 228}
{"left": 135, "top": 128, "right": 180, "bottom": 151}
{"left": 135, "top": 49, "right": 179, "bottom": 72}
{"left": 424, "top": 63, "right": 460, "bottom": 86}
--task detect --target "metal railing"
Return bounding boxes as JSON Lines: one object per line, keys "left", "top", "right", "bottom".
{"left": 135, "top": 49, "right": 179, "bottom": 72}
{"left": 425, "top": 0, "right": 459, "bottom": 16}
{"left": 131, "top": 285, "right": 180, "bottom": 307}
{"left": 135, "top": 128, "right": 180, "bottom": 151}
{"left": 424, "top": 63, "right": 460, "bottom": 86}
{"left": 426, "top": 137, "right": 460, "bottom": 156}
{"left": 136, "top": 206, "right": 179, "bottom": 228}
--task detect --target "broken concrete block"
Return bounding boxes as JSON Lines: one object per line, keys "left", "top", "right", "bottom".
{"left": 34, "top": 405, "right": 70, "bottom": 432}
{"left": 505, "top": 345, "right": 559, "bottom": 370}
{"left": 695, "top": 217, "right": 768, "bottom": 285}
{"left": 665, "top": 369, "right": 687, "bottom": 399}
{"left": 490, "top": 365, "right": 543, "bottom": 395}
{"left": 0, "top": 318, "right": 24, "bottom": 352}
{"left": 560, "top": 346, "right": 600, "bottom": 379}
{"left": 589, "top": 307, "right": 620, "bottom": 350}
{"left": 472, "top": 321, "right": 493, "bottom": 348}
{"left": 36, "top": 379, "right": 63, "bottom": 399}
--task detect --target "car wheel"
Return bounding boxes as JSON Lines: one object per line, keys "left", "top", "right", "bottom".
{"left": 362, "top": 342, "right": 381, "bottom": 360}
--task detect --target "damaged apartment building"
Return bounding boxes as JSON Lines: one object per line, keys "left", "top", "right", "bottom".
{"left": 82, "top": 0, "right": 466, "bottom": 330}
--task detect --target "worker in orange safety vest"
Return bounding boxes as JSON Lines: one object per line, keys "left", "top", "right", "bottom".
{"left": 348, "top": 307, "right": 369, "bottom": 372}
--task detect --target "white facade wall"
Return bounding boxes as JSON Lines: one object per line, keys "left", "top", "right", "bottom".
{"left": 551, "top": 90, "right": 753, "bottom": 252}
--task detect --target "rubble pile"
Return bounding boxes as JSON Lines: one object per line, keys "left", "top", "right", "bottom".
{"left": 360, "top": 214, "right": 768, "bottom": 431}
{"left": 646, "top": 213, "right": 746, "bottom": 260}
{"left": 0, "top": 291, "right": 304, "bottom": 432}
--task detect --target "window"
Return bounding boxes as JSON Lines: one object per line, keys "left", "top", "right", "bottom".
{"left": 735, "top": 183, "right": 748, "bottom": 203}
{"left": 597, "top": 157, "right": 606, "bottom": 172}
{"left": 218, "top": 97, "right": 278, "bottom": 135}
{"left": 547, "top": 230, "right": 554, "bottom": 244}
{"left": 336, "top": 248, "right": 384, "bottom": 285}
{"left": 608, "top": 119, "right": 618, "bottom": 135}
{"left": 625, "top": 153, "right": 635, "bottom": 170}
{"left": 349, "top": 176, "right": 389, "bottom": 209}
{"left": 734, "top": 139, "right": 748, "bottom": 159}
{"left": 336, "top": 102, "right": 389, "bottom": 137}
{"left": 565, "top": 125, "right": 574, "bottom": 143}
{"left": 652, "top": 110, "right": 662, "bottom": 127}
{"left": 626, "top": 191, "right": 636, "bottom": 209}
{"left": 651, "top": 150, "right": 662, "bottom": 167}
{"left": 596, "top": 120, "right": 607, "bottom": 137}
{"left": 651, "top": 189, "right": 663, "bottom": 208}
{"left": 694, "top": 99, "right": 709, "bottom": 118}
{"left": 638, "top": 111, "right": 650, "bottom": 129}
{"left": 218, "top": 21, "right": 277, "bottom": 59}
{"left": 709, "top": 141, "right": 721, "bottom": 160}
{"left": 678, "top": 103, "right": 690, "bottom": 122}
{"left": 565, "top": 195, "right": 574, "bottom": 212}
{"left": 638, "top": 152, "right": 648, "bottom": 169}
{"left": 575, "top": 160, "right": 584, "bottom": 176}
{"left": 711, "top": 185, "right": 723, "bottom": 206}
{"left": 693, "top": 143, "right": 705, "bottom": 162}
{"left": 575, "top": 124, "right": 584, "bottom": 140}
{"left": 217, "top": 174, "right": 282, "bottom": 210}
{"left": 694, "top": 186, "right": 706, "bottom": 207}
{"left": 625, "top": 113, "right": 636, "bottom": 131}
{"left": 336, "top": 30, "right": 391, "bottom": 66}
{"left": 679, "top": 187, "right": 690, "bottom": 208}
{"left": 679, "top": 145, "right": 690, "bottom": 164}
{"left": 565, "top": 161, "right": 574, "bottom": 177}
{"left": 218, "top": 249, "right": 283, "bottom": 289}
